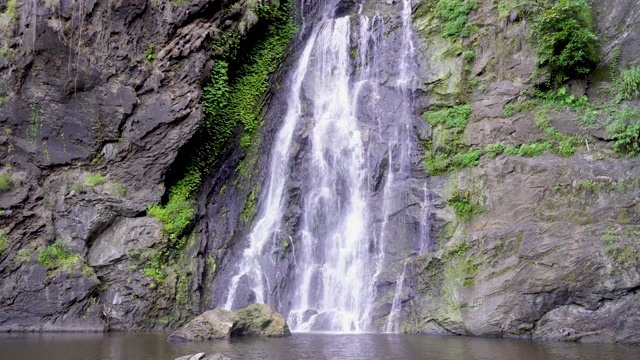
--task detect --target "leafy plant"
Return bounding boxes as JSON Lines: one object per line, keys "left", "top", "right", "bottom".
{"left": 423, "top": 105, "right": 472, "bottom": 129}
{"left": 504, "top": 142, "right": 553, "bottom": 157}
{"left": 38, "top": 239, "right": 81, "bottom": 271}
{"left": 0, "top": 229, "right": 6, "bottom": 254}
{"left": 0, "top": 172, "right": 12, "bottom": 191}
{"left": 448, "top": 190, "right": 480, "bottom": 222}
{"left": 530, "top": 0, "right": 599, "bottom": 85}
{"left": 486, "top": 143, "right": 506, "bottom": 158}
{"left": 85, "top": 173, "right": 105, "bottom": 187}
{"left": 621, "top": 66, "right": 640, "bottom": 100}
{"left": 607, "top": 106, "right": 640, "bottom": 156}
{"left": 145, "top": 44, "right": 156, "bottom": 63}
{"left": 435, "top": 0, "right": 479, "bottom": 38}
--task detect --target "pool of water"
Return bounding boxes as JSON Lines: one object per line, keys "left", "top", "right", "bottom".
{"left": 0, "top": 332, "right": 636, "bottom": 360}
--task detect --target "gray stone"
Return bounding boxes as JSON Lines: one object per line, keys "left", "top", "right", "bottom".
{"left": 88, "top": 216, "right": 162, "bottom": 267}
{"left": 168, "top": 304, "right": 290, "bottom": 342}
{"left": 168, "top": 309, "right": 236, "bottom": 342}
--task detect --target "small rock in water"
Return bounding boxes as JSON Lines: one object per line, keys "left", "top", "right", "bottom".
{"left": 175, "top": 353, "right": 230, "bottom": 360}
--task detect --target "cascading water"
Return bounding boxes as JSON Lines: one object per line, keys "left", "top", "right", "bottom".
{"left": 222, "top": 0, "right": 423, "bottom": 333}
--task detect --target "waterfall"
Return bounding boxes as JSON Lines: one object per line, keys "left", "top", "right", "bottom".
{"left": 222, "top": 0, "right": 422, "bottom": 333}
{"left": 384, "top": 261, "right": 407, "bottom": 333}
{"left": 223, "top": 19, "right": 322, "bottom": 310}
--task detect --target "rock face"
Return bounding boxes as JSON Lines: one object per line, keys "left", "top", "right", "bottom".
{"left": 0, "top": 0, "right": 303, "bottom": 332}
{"left": 199, "top": 0, "right": 640, "bottom": 345}
{"left": 168, "top": 304, "right": 291, "bottom": 341}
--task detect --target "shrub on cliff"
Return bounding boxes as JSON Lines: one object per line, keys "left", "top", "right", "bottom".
{"left": 531, "top": 0, "right": 599, "bottom": 86}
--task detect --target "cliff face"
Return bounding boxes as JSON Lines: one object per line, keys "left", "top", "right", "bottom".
{"left": 0, "top": 0, "right": 294, "bottom": 331}
{"left": 392, "top": 0, "right": 640, "bottom": 344}
{"left": 1, "top": 0, "right": 640, "bottom": 345}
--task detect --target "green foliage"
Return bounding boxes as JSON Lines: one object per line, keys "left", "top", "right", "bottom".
{"left": 423, "top": 105, "right": 472, "bottom": 129}
{"left": 131, "top": 248, "right": 166, "bottom": 284}
{"left": 85, "top": 173, "right": 105, "bottom": 187}
{"left": 443, "top": 241, "right": 479, "bottom": 291}
{"left": 448, "top": 190, "right": 480, "bottom": 222}
{"left": 435, "top": 0, "right": 479, "bottom": 38}
{"left": 530, "top": 0, "right": 599, "bottom": 85}
{"left": 486, "top": 143, "right": 505, "bottom": 158}
{"left": 426, "top": 149, "right": 484, "bottom": 175}
{"left": 607, "top": 106, "right": 640, "bottom": 156}
{"left": 148, "top": 198, "right": 195, "bottom": 243}
{"left": 504, "top": 99, "right": 537, "bottom": 122}
{"left": 3, "top": 0, "right": 17, "bottom": 20}
{"left": 13, "top": 248, "right": 33, "bottom": 264}
{"left": 504, "top": 142, "right": 553, "bottom": 157}
{"left": 534, "top": 110, "right": 578, "bottom": 157}
{"left": 462, "top": 50, "right": 475, "bottom": 61}
{"left": 0, "top": 229, "right": 6, "bottom": 254}
{"left": 502, "top": 103, "right": 516, "bottom": 118}
{"left": 110, "top": 182, "right": 127, "bottom": 197}
{"left": 240, "top": 184, "right": 260, "bottom": 223}
{"left": 0, "top": 172, "right": 12, "bottom": 191}
{"left": 423, "top": 105, "right": 482, "bottom": 175}
{"left": 38, "top": 239, "right": 81, "bottom": 271}
{"left": 620, "top": 66, "right": 640, "bottom": 100}
{"left": 153, "top": 1, "right": 296, "bottom": 246}
{"left": 145, "top": 44, "right": 156, "bottom": 63}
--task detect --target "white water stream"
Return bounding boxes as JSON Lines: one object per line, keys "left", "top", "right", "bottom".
{"left": 224, "top": 0, "right": 420, "bottom": 333}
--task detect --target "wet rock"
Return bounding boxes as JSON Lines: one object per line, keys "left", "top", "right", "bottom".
{"left": 231, "top": 304, "right": 291, "bottom": 337}
{"left": 176, "top": 353, "right": 231, "bottom": 360}
{"left": 168, "top": 304, "right": 290, "bottom": 342}
{"left": 168, "top": 309, "right": 236, "bottom": 341}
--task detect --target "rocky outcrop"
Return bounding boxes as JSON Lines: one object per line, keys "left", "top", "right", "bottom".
{"left": 167, "top": 304, "right": 290, "bottom": 341}
{"left": 0, "top": 0, "right": 297, "bottom": 332}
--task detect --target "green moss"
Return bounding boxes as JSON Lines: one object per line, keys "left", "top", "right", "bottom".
{"left": 240, "top": 184, "right": 260, "bottom": 223}
{"left": 485, "top": 143, "right": 505, "bottom": 158}
{"left": 0, "top": 229, "right": 6, "bottom": 254}
{"left": 448, "top": 189, "right": 480, "bottom": 222}
{"left": 435, "top": 0, "right": 479, "bottom": 38}
{"left": 13, "top": 248, "right": 33, "bottom": 264}
{"left": 85, "top": 173, "right": 105, "bottom": 187}
{"left": 423, "top": 104, "right": 471, "bottom": 129}
{"left": 3, "top": 0, "right": 17, "bottom": 20}
{"left": 504, "top": 141, "right": 553, "bottom": 157}
{"left": 38, "top": 239, "right": 81, "bottom": 271}
{"left": 423, "top": 105, "right": 483, "bottom": 175}
{"left": 0, "top": 172, "right": 12, "bottom": 191}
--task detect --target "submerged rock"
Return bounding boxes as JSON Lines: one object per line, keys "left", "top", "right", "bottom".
{"left": 175, "top": 353, "right": 231, "bottom": 360}
{"left": 167, "top": 304, "right": 290, "bottom": 342}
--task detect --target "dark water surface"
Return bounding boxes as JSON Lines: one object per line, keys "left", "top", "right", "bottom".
{"left": 0, "top": 332, "right": 637, "bottom": 360}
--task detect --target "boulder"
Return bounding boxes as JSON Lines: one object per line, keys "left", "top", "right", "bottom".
{"left": 167, "top": 309, "right": 236, "bottom": 342}
{"left": 167, "top": 304, "right": 290, "bottom": 342}
{"left": 231, "top": 304, "right": 291, "bottom": 337}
